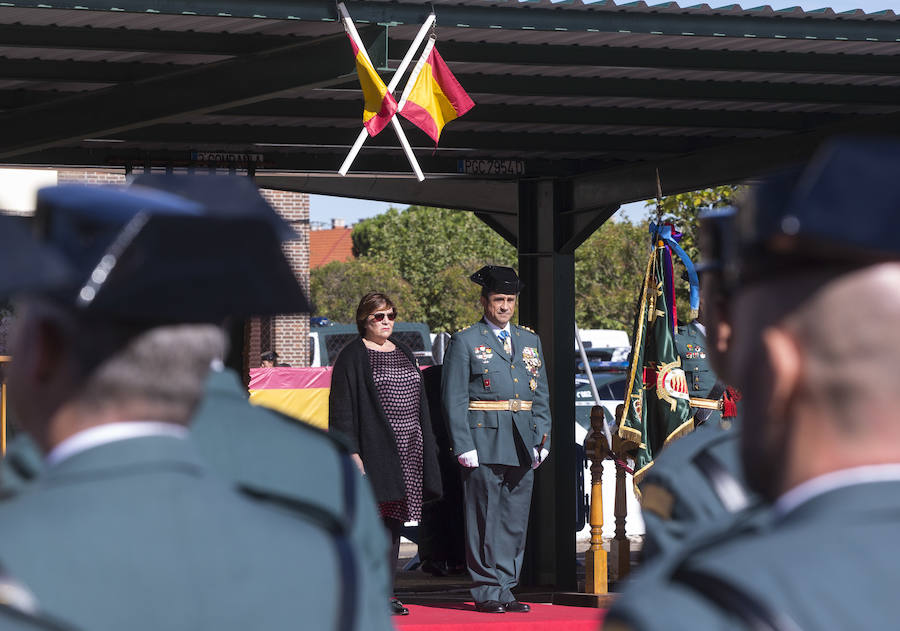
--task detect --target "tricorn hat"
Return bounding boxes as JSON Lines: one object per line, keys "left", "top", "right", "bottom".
{"left": 1, "top": 180, "right": 309, "bottom": 323}
{"left": 470, "top": 265, "right": 523, "bottom": 294}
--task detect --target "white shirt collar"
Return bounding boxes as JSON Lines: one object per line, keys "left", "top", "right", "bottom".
{"left": 775, "top": 464, "right": 900, "bottom": 517}
{"left": 46, "top": 421, "right": 189, "bottom": 467}
{"left": 484, "top": 319, "right": 511, "bottom": 337}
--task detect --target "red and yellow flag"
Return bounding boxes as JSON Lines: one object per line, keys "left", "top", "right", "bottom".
{"left": 348, "top": 34, "right": 397, "bottom": 137}
{"left": 399, "top": 43, "right": 474, "bottom": 144}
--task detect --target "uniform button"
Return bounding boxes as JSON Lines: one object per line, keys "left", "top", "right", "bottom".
{"left": 515, "top": 394, "right": 520, "bottom": 398}
{"left": 514, "top": 378, "right": 518, "bottom": 383}
{"left": 478, "top": 423, "right": 483, "bottom": 427}
{"left": 510, "top": 364, "right": 515, "bottom": 369}
{"left": 484, "top": 369, "right": 489, "bottom": 373}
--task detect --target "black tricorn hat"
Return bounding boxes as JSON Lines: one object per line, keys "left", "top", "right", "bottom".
{"left": 470, "top": 265, "right": 523, "bottom": 294}
{"left": 1, "top": 181, "right": 309, "bottom": 323}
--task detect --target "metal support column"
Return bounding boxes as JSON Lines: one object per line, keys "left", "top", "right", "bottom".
{"left": 517, "top": 179, "right": 577, "bottom": 590}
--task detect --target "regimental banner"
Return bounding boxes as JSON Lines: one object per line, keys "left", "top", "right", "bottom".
{"left": 248, "top": 367, "right": 332, "bottom": 430}
{"left": 618, "top": 243, "right": 693, "bottom": 482}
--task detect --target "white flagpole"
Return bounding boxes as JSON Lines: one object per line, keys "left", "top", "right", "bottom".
{"left": 397, "top": 35, "right": 435, "bottom": 112}
{"left": 337, "top": 3, "right": 431, "bottom": 180}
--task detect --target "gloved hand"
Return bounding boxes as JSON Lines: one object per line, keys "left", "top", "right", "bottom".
{"left": 457, "top": 449, "right": 479, "bottom": 468}
{"left": 532, "top": 447, "right": 550, "bottom": 470}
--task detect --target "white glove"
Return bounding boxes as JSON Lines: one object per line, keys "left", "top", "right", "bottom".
{"left": 532, "top": 447, "right": 550, "bottom": 470}
{"left": 457, "top": 449, "right": 479, "bottom": 468}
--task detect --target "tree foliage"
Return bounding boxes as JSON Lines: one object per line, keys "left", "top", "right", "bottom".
{"left": 575, "top": 220, "right": 650, "bottom": 331}
{"left": 309, "top": 258, "right": 419, "bottom": 325}
{"left": 311, "top": 187, "right": 741, "bottom": 335}
{"left": 643, "top": 184, "right": 744, "bottom": 321}
{"left": 348, "top": 206, "right": 516, "bottom": 332}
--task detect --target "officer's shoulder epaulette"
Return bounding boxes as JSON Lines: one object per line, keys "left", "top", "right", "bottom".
{"left": 456, "top": 324, "right": 475, "bottom": 334}
{"left": 517, "top": 324, "right": 536, "bottom": 334}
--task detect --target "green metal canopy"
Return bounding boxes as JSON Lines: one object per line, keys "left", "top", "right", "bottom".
{"left": 0, "top": 0, "right": 898, "bottom": 593}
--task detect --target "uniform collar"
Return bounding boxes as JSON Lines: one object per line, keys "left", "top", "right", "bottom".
{"left": 483, "top": 318, "right": 511, "bottom": 337}
{"left": 775, "top": 464, "right": 900, "bottom": 517}
{"left": 46, "top": 421, "right": 189, "bottom": 467}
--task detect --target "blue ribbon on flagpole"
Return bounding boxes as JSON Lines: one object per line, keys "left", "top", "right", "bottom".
{"left": 650, "top": 222, "right": 700, "bottom": 315}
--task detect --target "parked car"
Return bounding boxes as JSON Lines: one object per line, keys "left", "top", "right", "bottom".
{"left": 309, "top": 321, "right": 433, "bottom": 367}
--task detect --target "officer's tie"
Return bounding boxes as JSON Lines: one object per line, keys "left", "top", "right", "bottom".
{"left": 498, "top": 330, "right": 512, "bottom": 356}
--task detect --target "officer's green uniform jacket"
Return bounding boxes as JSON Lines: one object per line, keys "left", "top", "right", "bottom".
{"left": 639, "top": 419, "right": 759, "bottom": 561}
{"left": 674, "top": 321, "right": 721, "bottom": 426}
{"left": 442, "top": 321, "right": 552, "bottom": 463}
{"left": 0, "top": 369, "right": 393, "bottom": 631}
{"left": 608, "top": 479, "right": 900, "bottom": 630}
{"left": 190, "top": 368, "right": 392, "bottom": 631}
{"left": 0, "top": 435, "right": 346, "bottom": 631}
{"left": 0, "top": 606, "right": 78, "bottom": 631}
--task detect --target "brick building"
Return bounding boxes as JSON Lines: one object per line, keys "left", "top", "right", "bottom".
{"left": 31, "top": 169, "right": 312, "bottom": 370}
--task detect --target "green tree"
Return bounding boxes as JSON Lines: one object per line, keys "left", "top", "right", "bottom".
{"left": 575, "top": 219, "right": 650, "bottom": 331}
{"left": 351, "top": 206, "right": 516, "bottom": 332}
{"left": 644, "top": 185, "right": 743, "bottom": 266}
{"left": 642, "top": 185, "right": 743, "bottom": 321}
{"left": 310, "top": 258, "right": 420, "bottom": 324}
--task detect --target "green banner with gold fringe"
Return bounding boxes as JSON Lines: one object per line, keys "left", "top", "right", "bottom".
{"left": 617, "top": 243, "right": 693, "bottom": 482}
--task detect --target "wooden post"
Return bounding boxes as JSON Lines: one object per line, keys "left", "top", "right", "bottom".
{"left": 0, "top": 355, "right": 10, "bottom": 456}
{"left": 584, "top": 405, "right": 608, "bottom": 593}
{"left": 611, "top": 438, "right": 631, "bottom": 581}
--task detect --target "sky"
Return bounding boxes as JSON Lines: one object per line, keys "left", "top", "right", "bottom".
{"left": 310, "top": 0, "right": 897, "bottom": 226}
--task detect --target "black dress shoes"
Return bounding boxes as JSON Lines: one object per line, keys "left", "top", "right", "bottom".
{"left": 503, "top": 600, "right": 531, "bottom": 613}
{"left": 390, "top": 598, "right": 409, "bottom": 616}
{"left": 474, "top": 600, "right": 506, "bottom": 613}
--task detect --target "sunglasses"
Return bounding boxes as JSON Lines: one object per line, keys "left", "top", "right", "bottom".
{"left": 370, "top": 311, "right": 397, "bottom": 322}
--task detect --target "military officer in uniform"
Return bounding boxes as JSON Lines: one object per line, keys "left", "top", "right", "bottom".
{"left": 0, "top": 183, "right": 375, "bottom": 631}
{"left": 606, "top": 138, "right": 900, "bottom": 630}
{"left": 442, "top": 265, "right": 552, "bottom": 614}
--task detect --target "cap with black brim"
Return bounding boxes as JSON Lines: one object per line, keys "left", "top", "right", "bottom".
{"left": 129, "top": 174, "right": 298, "bottom": 242}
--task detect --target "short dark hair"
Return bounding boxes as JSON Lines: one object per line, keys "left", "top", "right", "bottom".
{"left": 260, "top": 350, "right": 278, "bottom": 362}
{"left": 355, "top": 292, "right": 396, "bottom": 336}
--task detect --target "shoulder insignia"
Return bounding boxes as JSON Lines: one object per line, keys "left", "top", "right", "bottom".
{"left": 456, "top": 324, "right": 475, "bottom": 334}
{"left": 639, "top": 483, "right": 675, "bottom": 520}
{"left": 518, "top": 325, "right": 535, "bottom": 334}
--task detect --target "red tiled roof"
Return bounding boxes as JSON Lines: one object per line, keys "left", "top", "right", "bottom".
{"left": 310, "top": 228, "right": 354, "bottom": 268}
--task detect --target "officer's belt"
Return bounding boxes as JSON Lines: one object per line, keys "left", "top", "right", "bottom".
{"left": 469, "top": 400, "right": 533, "bottom": 412}
{"left": 689, "top": 397, "right": 723, "bottom": 411}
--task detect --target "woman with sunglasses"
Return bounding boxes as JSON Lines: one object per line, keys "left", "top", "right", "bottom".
{"left": 329, "top": 292, "right": 442, "bottom": 617}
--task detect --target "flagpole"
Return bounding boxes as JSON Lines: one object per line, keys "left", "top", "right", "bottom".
{"left": 338, "top": 4, "right": 432, "bottom": 180}
{"left": 396, "top": 36, "right": 435, "bottom": 111}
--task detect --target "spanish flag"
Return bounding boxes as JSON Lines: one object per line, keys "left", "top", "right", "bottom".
{"left": 399, "top": 40, "right": 474, "bottom": 144}
{"left": 348, "top": 33, "right": 397, "bottom": 137}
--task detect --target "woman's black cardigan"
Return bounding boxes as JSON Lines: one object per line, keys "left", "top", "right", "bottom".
{"left": 328, "top": 336, "right": 442, "bottom": 505}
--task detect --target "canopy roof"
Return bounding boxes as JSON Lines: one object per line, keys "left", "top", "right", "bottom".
{"left": 0, "top": 0, "right": 898, "bottom": 213}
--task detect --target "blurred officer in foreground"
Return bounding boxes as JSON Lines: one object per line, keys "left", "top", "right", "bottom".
{"left": 133, "top": 175, "right": 393, "bottom": 630}
{"left": 0, "top": 226, "right": 81, "bottom": 631}
{"left": 0, "top": 183, "right": 370, "bottom": 631}
{"left": 639, "top": 212, "right": 758, "bottom": 561}
{"left": 442, "top": 266, "right": 552, "bottom": 614}
{"left": 606, "top": 137, "right": 900, "bottom": 630}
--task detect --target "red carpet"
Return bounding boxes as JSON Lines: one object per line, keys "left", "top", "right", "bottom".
{"left": 394, "top": 602, "right": 606, "bottom": 630}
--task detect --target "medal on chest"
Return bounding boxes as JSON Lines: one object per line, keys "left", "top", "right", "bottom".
{"left": 521, "top": 346, "right": 542, "bottom": 380}
{"left": 474, "top": 345, "right": 493, "bottom": 364}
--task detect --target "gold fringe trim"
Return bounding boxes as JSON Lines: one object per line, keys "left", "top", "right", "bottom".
{"left": 662, "top": 418, "right": 696, "bottom": 450}
{"left": 616, "top": 246, "right": 661, "bottom": 440}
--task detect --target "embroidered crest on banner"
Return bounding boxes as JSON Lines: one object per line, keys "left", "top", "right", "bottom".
{"left": 522, "top": 346, "right": 541, "bottom": 377}
{"left": 474, "top": 345, "right": 493, "bottom": 363}
{"left": 656, "top": 358, "right": 690, "bottom": 411}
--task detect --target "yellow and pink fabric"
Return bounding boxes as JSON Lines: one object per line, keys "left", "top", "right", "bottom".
{"left": 248, "top": 367, "right": 333, "bottom": 430}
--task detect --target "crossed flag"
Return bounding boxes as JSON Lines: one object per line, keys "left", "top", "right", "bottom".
{"left": 338, "top": 3, "right": 475, "bottom": 181}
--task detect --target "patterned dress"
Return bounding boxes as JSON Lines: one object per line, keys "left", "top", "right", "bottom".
{"left": 368, "top": 347, "right": 424, "bottom": 522}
